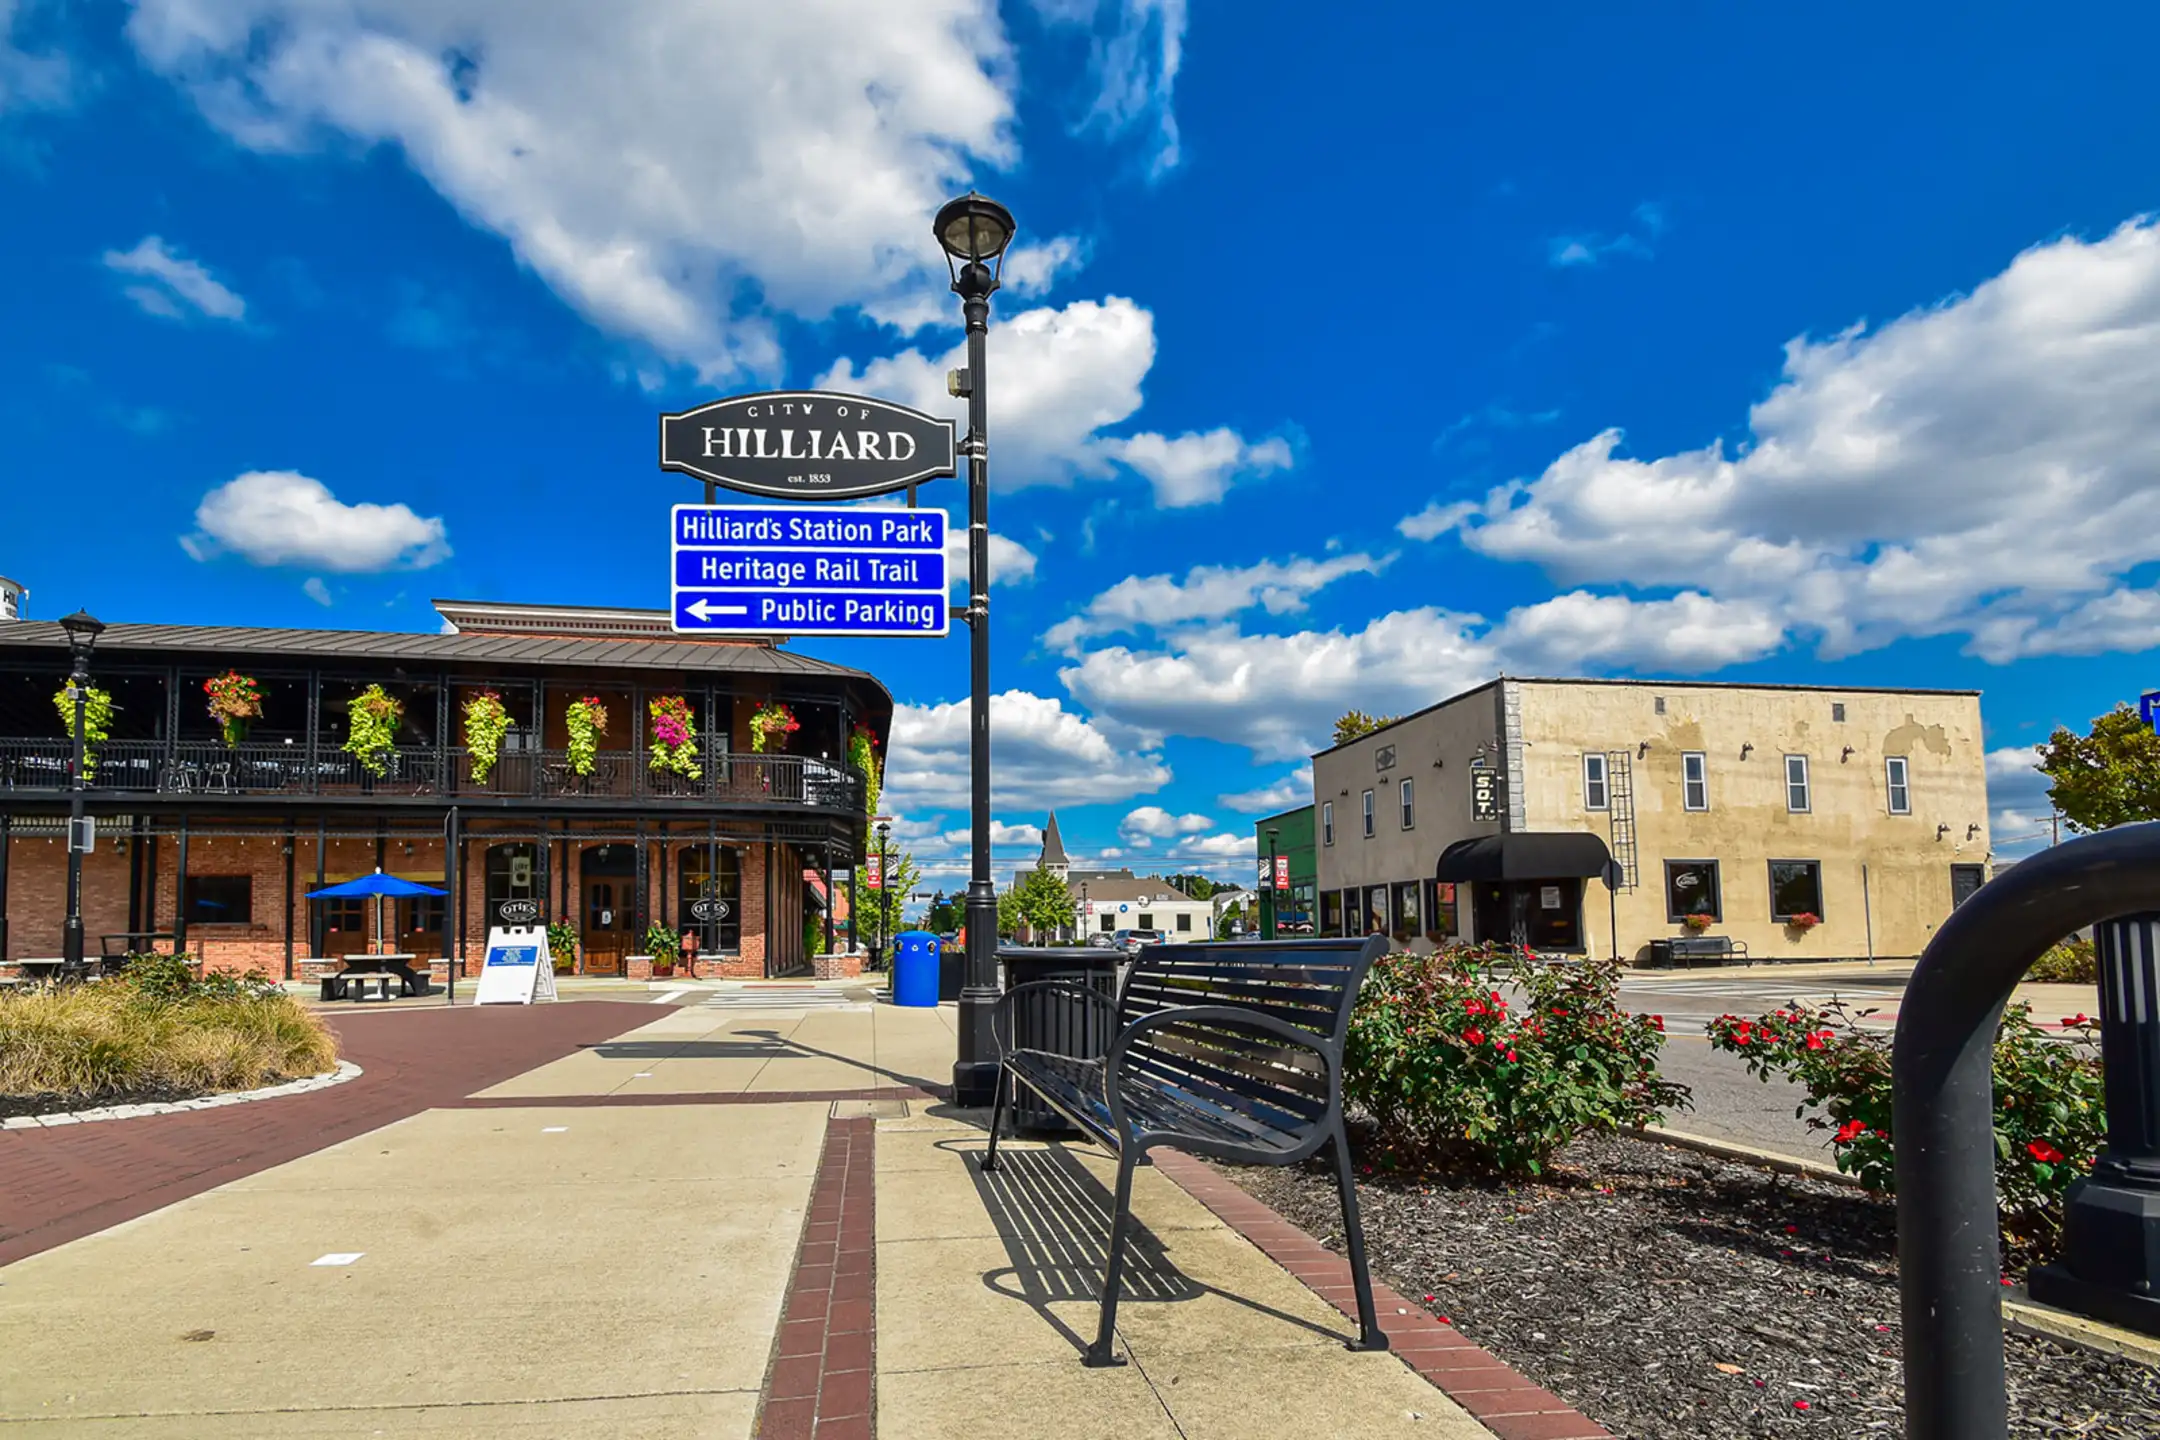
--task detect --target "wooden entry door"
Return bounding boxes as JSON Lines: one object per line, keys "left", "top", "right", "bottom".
{"left": 582, "top": 879, "right": 633, "bottom": 976}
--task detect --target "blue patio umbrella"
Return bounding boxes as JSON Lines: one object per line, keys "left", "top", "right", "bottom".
{"left": 307, "top": 869, "right": 447, "bottom": 953}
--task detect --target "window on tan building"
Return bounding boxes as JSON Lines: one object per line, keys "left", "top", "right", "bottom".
{"left": 1583, "top": 752, "right": 1609, "bottom": 810}
{"left": 1682, "top": 751, "right": 1708, "bottom": 811}
{"left": 1664, "top": 860, "right": 1721, "bottom": 923}
{"left": 1785, "top": 754, "right": 1811, "bottom": 813}
{"left": 1769, "top": 859, "right": 1824, "bottom": 921}
{"left": 1886, "top": 755, "right": 1911, "bottom": 815}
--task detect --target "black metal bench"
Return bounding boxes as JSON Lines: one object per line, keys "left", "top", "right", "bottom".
{"left": 1651, "top": 935, "right": 1750, "bottom": 967}
{"left": 985, "top": 935, "right": 1390, "bottom": 1367}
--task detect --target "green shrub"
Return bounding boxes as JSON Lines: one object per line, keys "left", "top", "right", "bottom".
{"left": 0, "top": 973, "right": 338, "bottom": 1105}
{"left": 2029, "top": 938, "right": 2098, "bottom": 984}
{"left": 641, "top": 924, "right": 681, "bottom": 964}
{"left": 1345, "top": 944, "right": 1691, "bottom": 1176}
{"left": 1708, "top": 1000, "right": 2105, "bottom": 1245}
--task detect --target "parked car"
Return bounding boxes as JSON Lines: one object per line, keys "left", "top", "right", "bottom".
{"left": 1110, "top": 928, "right": 1167, "bottom": 954}
{"left": 1086, "top": 931, "right": 1118, "bottom": 949}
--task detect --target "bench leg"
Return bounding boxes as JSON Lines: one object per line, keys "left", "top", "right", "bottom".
{"left": 981, "top": 1068, "right": 1009, "bottom": 1174}
{"left": 1331, "top": 1124, "right": 1389, "bottom": 1352}
{"left": 1086, "top": 1149, "right": 1138, "bottom": 1368}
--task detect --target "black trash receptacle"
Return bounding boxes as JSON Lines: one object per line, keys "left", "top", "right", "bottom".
{"left": 938, "top": 938, "right": 965, "bottom": 1002}
{"left": 997, "top": 946, "right": 1121, "bottom": 1135}
{"left": 1647, "top": 939, "right": 1675, "bottom": 968}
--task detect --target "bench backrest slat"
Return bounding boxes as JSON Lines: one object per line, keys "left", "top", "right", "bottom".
{"left": 1112, "top": 937, "right": 1386, "bottom": 1146}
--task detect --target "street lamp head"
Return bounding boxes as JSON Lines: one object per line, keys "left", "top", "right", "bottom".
{"left": 934, "top": 191, "right": 1016, "bottom": 294}
{"left": 59, "top": 608, "right": 104, "bottom": 654}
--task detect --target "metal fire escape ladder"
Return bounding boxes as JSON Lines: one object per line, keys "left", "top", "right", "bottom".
{"left": 1604, "top": 750, "right": 1639, "bottom": 891}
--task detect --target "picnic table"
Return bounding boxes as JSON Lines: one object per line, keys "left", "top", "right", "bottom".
{"left": 320, "top": 952, "right": 429, "bottom": 1001}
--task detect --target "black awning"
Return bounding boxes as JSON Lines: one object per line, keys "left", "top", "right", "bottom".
{"left": 1435, "top": 832, "right": 1615, "bottom": 883}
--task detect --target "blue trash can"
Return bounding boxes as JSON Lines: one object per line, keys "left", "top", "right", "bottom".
{"left": 891, "top": 930, "right": 941, "bottom": 1007}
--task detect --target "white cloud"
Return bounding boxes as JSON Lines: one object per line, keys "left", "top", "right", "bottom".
{"left": 102, "top": 236, "right": 246, "bottom": 322}
{"left": 1548, "top": 201, "right": 1664, "bottom": 268}
{"left": 183, "top": 471, "right": 451, "bottom": 572}
{"left": 127, "top": 0, "right": 1018, "bottom": 377}
{"left": 1096, "top": 428, "right": 1292, "bottom": 507}
{"left": 1118, "top": 805, "right": 1213, "bottom": 844}
{"left": 301, "top": 576, "right": 333, "bottom": 606}
{"left": 1, "top": 0, "right": 73, "bottom": 116}
{"left": 939, "top": 819, "right": 1044, "bottom": 848}
{"left": 884, "top": 688, "right": 1171, "bottom": 814}
{"left": 822, "top": 297, "right": 1153, "bottom": 488}
{"left": 1044, "top": 551, "right": 1390, "bottom": 650}
{"left": 1029, "top": 0, "right": 1185, "bottom": 178}
{"left": 1219, "top": 764, "right": 1312, "bottom": 814}
{"left": 1060, "top": 609, "right": 1499, "bottom": 762}
{"left": 1419, "top": 217, "right": 2160, "bottom": 665}
{"left": 1000, "top": 235, "right": 1088, "bottom": 297}
{"left": 1985, "top": 744, "right": 2057, "bottom": 856}
{"left": 1397, "top": 499, "right": 1477, "bottom": 542}
{"left": 1492, "top": 590, "right": 1787, "bottom": 673}
{"left": 943, "top": 528, "right": 1038, "bottom": 589}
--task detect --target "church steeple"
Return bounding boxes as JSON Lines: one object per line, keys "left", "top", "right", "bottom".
{"left": 1039, "top": 811, "right": 1070, "bottom": 879}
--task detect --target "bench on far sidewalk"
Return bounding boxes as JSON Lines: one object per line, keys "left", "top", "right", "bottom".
{"left": 985, "top": 935, "right": 1391, "bottom": 1368}
{"left": 1648, "top": 935, "right": 1751, "bottom": 967}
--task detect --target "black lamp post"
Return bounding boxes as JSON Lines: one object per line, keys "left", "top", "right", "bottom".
{"left": 874, "top": 819, "right": 893, "bottom": 971}
{"left": 1264, "top": 827, "right": 1281, "bottom": 940}
{"left": 58, "top": 609, "right": 104, "bottom": 978}
{"left": 935, "top": 190, "right": 1017, "bottom": 1108}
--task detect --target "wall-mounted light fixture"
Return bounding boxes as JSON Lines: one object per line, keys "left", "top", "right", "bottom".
{"left": 1841, "top": 745, "right": 1855, "bottom": 762}
{"left": 1967, "top": 823, "right": 1982, "bottom": 840}
{"left": 1740, "top": 743, "right": 1754, "bottom": 759}
{"left": 1937, "top": 824, "right": 1950, "bottom": 840}
{"left": 1637, "top": 741, "right": 1651, "bottom": 758}
{"left": 1339, "top": 787, "right": 1350, "bottom": 797}
{"left": 1432, "top": 758, "right": 1444, "bottom": 769}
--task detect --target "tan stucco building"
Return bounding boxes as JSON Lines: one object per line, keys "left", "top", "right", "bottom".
{"left": 1311, "top": 677, "right": 1991, "bottom": 964}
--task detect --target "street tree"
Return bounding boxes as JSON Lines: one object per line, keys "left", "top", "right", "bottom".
{"left": 1165, "top": 872, "right": 1221, "bottom": 900}
{"left": 1007, "top": 865, "right": 1077, "bottom": 941}
{"left": 2035, "top": 704, "right": 2160, "bottom": 833}
{"left": 1333, "top": 709, "right": 1400, "bottom": 746}
{"left": 862, "top": 849, "right": 922, "bottom": 949}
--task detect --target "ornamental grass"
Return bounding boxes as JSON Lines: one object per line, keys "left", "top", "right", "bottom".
{"left": 0, "top": 960, "right": 337, "bottom": 1108}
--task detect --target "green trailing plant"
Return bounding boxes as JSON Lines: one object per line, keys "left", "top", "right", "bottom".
{"left": 1344, "top": 943, "right": 1690, "bottom": 1177}
{"left": 847, "top": 723, "right": 881, "bottom": 818}
{"left": 202, "top": 670, "right": 263, "bottom": 748}
{"left": 641, "top": 924, "right": 681, "bottom": 967}
{"left": 647, "top": 694, "right": 701, "bottom": 779}
{"left": 462, "top": 691, "right": 512, "bottom": 785}
{"left": 2029, "top": 937, "right": 2098, "bottom": 984}
{"left": 51, "top": 682, "right": 115, "bottom": 780}
{"left": 1709, "top": 999, "right": 2106, "bottom": 1251}
{"left": 805, "top": 911, "right": 829, "bottom": 957}
{"left": 565, "top": 696, "right": 608, "bottom": 777}
{"left": 546, "top": 919, "right": 579, "bottom": 973}
{"left": 749, "top": 701, "right": 798, "bottom": 753}
{"left": 343, "top": 684, "right": 404, "bottom": 776}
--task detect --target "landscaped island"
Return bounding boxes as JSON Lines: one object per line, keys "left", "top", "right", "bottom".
{"left": 0, "top": 956, "right": 337, "bottom": 1120}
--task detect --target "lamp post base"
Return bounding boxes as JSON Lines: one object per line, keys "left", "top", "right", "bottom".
{"left": 2028, "top": 1176, "right": 2160, "bottom": 1339}
{"left": 952, "top": 885, "right": 1001, "bottom": 1107}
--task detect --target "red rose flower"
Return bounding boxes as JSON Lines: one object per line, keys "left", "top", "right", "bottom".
{"left": 1834, "top": 1119, "right": 1867, "bottom": 1145}
{"left": 1463, "top": 1028, "right": 1485, "bottom": 1046}
{"left": 2027, "top": 1140, "right": 2063, "bottom": 1163}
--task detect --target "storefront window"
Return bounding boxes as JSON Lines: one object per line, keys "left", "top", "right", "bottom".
{"left": 1769, "top": 859, "right": 1823, "bottom": 922}
{"left": 1365, "top": 885, "right": 1389, "bottom": 937}
{"left": 679, "top": 847, "right": 743, "bottom": 950}
{"left": 1664, "top": 860, "right": 1721, "bottom": 923}
{"left": 1320, "top": 890, "right": 1344, "bottom": 936}
{"left": 1344, "top": 887, "right": 1363, "bottom": 936}
{"left": 484, "top": 843, "right": 543, "bottom": 929}
{"left": 1424, "top": 881, "right": 1457, "bottom": 942}
{"left": 1392, "top": 881, "right": 1420, "bottom": 943}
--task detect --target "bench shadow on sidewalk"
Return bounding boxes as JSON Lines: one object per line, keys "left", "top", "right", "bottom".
{"left": 952, "top": 1136, "right": 1353, "bottom": 1357}
{"left": 580, "top": 1032, "right": 950, "bottom": 1096}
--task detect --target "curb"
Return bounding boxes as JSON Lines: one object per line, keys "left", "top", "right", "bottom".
{"left": 2004, "top": 1291, "right": 2160, "bottom": 1369}
{"left": 1628, "top": 1124, "right": 1861, "bottom": 1187}
{"left": 0, "top": 1060, "right": 362, "bottom": 1129}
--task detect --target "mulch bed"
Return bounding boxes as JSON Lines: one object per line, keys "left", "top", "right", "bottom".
{"left": 1227, "top": 1130, "right": 2160, "bottom": 1438}
{"left": 0, "top": 1081, "right": 205, "bottom": 1121}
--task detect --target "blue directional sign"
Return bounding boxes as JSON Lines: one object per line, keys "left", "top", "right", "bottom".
{"left": 671, "top": 504, "right": 949, "bottom": 637}
{"left": 2142, "top": 690, "right": 2160, "bottom": 731}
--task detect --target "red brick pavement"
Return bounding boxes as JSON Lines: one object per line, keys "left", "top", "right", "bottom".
{"left": 0, "top": 1000, "right": 658, "bottom": 1267}
{"left": 756, "top": 1116, "right": 875, "bottom": 1440}
{"left": 1156, "top": 1151, "right": 1616, "bottom": 1440}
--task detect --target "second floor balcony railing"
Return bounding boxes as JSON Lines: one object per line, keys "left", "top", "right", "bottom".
{"left": 0, "top": 736, "right": 862, "bottom": 812}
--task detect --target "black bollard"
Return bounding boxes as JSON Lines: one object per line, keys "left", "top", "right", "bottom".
{"left": 1892, "top": 822, "right": 2160, "bottom": 1440}
{"left": 2028, "top": 913, "right": 2160, "bottom": 1335}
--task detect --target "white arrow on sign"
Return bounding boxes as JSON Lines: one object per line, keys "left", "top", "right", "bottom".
{"left": 685, "top": 598, "right": 750, "bottom": 621}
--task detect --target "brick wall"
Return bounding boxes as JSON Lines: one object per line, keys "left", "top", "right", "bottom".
{"left": 3, "top": 834, "right": 133, "bottom": 961}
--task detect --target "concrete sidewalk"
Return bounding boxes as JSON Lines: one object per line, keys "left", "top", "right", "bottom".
{"left": 0, "top": 994, "right": 1601, "bottom": 1438}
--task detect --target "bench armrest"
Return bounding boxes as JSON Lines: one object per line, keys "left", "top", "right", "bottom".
{"left": 991, "top": 979, "right": 1120, "bottom": 1056}
{"left": 1102, "top": 1004, "right": 1337, "bottom": 1147}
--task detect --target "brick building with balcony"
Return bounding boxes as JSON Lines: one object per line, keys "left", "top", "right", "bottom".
{"left": 0, "top": 599, "right": 888, "bottom": 982}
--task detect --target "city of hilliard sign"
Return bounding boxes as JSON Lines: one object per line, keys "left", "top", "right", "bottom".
{"left": 659, "top": 390, "right": 958, "bottom": 501}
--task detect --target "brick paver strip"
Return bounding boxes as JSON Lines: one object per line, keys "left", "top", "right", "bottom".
{"left": 1152, "top": 1151, "right": 1615, "bottom": 1440}
{"left": 450, "top": 1087, "right": 937, "bottom": 1109}
{"left": 0, "top": 1001, "right": 659, "bottom": 1267}
{"left": 757, "top": 1115, "right": 875, "bottom": 1440}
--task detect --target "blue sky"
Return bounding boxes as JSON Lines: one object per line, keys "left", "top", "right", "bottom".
{"left": 4, "top": 2, "right": 2156, "bottom": 888}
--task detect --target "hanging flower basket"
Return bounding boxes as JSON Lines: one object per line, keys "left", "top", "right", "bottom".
{"left": 52, "top": 683, "right": 116, "bottom": 780}
{"left": 565, "top": 696, "right": 609, "bottom": 777}
{"left": 749, "top": 701, "right": 799, "bottom": 753}
{"left": 463, "top": 690, "right": 512, "bottom": 785}
{"left": 1682, "top": 912, "right": 1716, "bottom": 933}
{"left": 203, "top": 670, "right": 263, "bottom": 748}
{"left": 647, "top": 694, "right": 701, "bottom": 779}
{"left": 1784, "top": 911, "right": 1822, "bottom": 932}
{"left": 344, "top": 684, "right": 404, "bottom": 777}
{"left": 847, "top": 722, "right": 882, "bottom": 818}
